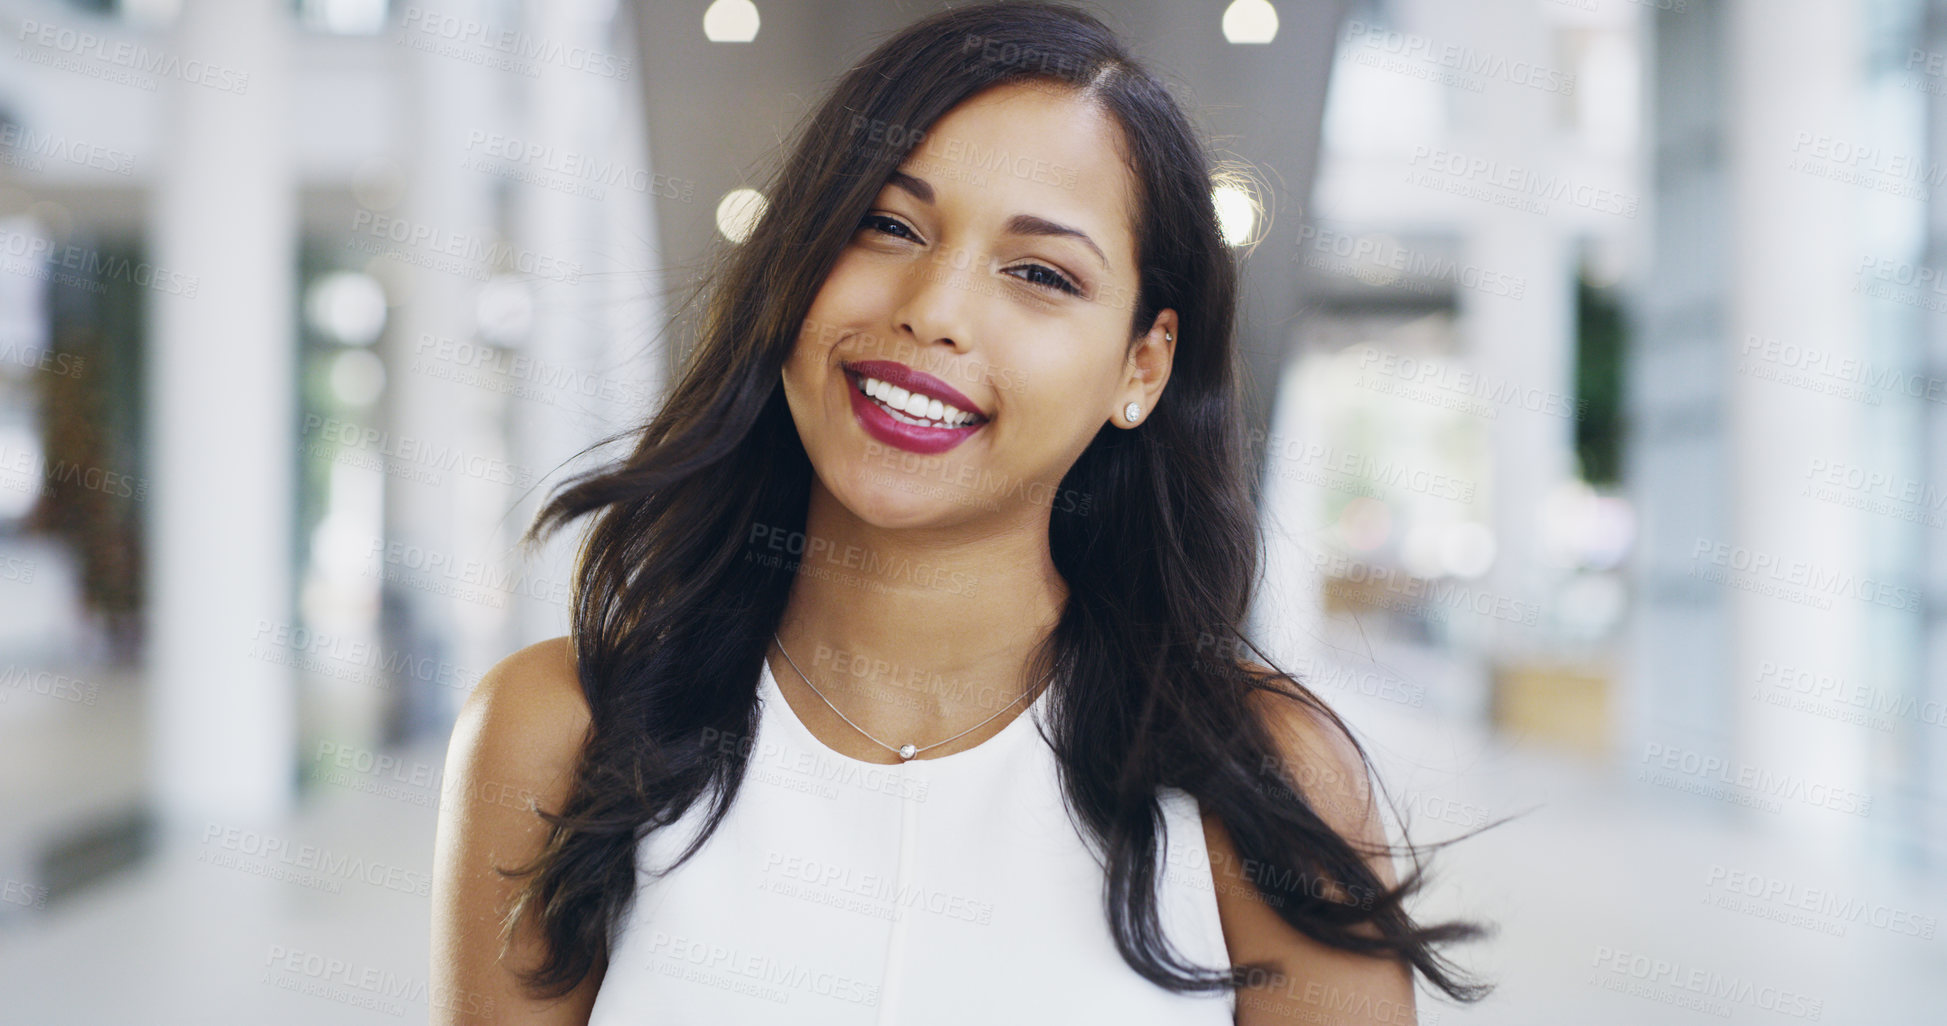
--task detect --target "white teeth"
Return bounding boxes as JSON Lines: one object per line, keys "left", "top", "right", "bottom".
{"left": 855, "top": 374, "right": 981, "bottom": 428}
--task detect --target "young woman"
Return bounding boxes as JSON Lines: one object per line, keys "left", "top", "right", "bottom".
{"left": 431, "top": 3, "right": 1488, "bottom": 1023}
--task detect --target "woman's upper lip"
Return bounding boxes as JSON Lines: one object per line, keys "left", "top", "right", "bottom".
{"left": 843, "top": 359, "right": 990, "bottom": 419}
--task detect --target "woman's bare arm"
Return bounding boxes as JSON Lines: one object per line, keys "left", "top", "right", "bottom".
{"left": 1207, "top": 671, "right": 1418, "bottom": 1026}
{"left": 430, "top": 636, "right": 606, "bottom": 1025}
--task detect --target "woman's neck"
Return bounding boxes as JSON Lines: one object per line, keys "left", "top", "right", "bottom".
{"left": 769, "top": 480, "right": 1069, "bottom": 743}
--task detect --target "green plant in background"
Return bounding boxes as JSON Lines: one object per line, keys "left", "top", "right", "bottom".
{"left": 1574, "top": 271, "right": 1627, "bottom": 488}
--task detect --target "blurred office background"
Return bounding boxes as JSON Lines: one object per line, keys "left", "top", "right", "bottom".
{"left": 0, "top": 0, "right": 1941, "bottom": 1021}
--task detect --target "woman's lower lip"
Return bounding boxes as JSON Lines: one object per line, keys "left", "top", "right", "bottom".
{"left": 845, "top": 374, "right": 986, "bottom": 454}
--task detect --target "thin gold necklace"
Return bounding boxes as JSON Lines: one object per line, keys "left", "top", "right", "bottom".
{"left": 771, "top": 632, "right": 1052, "bottom": 761}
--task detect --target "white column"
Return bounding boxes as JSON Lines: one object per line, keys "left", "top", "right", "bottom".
{"left": 1726, "top": 0, "right": 1868, "bottom": 844}
{"left": 1624, "top": 1, "right": 1736, "bottom": 775}
{"left": 1924, "top": 0, "right": 1947, "bottom": 866}
{"left": 1439, "top": 0, "right": 1578, "bottom": 664}
{"left": 146, "top": 0, "right": 297, "bottom": 835}
{"left": 381, "top": 0, "right": 509, "bottom": 729}
{"left": 505, "top": 0, "right": 663, "bottom": 647}
{"left": 1465, "top": 225, "right": 1575, "bottom": 660}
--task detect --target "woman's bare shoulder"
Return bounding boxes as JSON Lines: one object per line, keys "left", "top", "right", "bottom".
{"left": 1202, "top": 660, "right": 1416, "bottom": 1024}
{"left": 454, "top": 636, "right": 591, "bottom": 776}
{"left": 1233, "top": 658, "right": 1377, "bottom": 834}
{"left": 433, "top": 636, "right": 602, "bottom": 1023}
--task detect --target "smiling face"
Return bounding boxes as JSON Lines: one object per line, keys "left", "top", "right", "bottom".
{"left": 782, "top": 79, "right": 1178, "bottom": 529}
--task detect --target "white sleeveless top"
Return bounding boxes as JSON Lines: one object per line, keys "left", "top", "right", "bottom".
{"left": 586, "top": 655, "right": 1238, "bottom": 1025}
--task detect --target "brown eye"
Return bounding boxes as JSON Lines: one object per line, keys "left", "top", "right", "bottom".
{"left": 859, "top": 214, "right": 918, "bottom": 240}
{"left": 1011, "top": 263, "right": 1081, "bottom": 296}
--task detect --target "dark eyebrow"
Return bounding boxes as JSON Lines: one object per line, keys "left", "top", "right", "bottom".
{"left": 884, "top": 168, "right": 1108, "bottom": 271}
{"left": 1003, "top": 213, "right": 1108, "bottom": 271}
{"left": 885, "top": 168, "right": 936, "bottom": 204}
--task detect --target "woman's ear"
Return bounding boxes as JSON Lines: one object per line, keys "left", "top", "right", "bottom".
{"left": 1115, "top": 310, "right": 1178, "bottom": 427}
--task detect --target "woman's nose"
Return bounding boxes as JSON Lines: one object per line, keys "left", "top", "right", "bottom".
{"left": 892, "top": 243, "right": 983, "bottom": 351}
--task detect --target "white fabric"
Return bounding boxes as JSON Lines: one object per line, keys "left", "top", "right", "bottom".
{"left": 586, "top": 654, "right": 1238, "bottom": 1025}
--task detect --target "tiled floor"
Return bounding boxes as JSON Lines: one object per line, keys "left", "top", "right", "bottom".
{"left": 1, "top": 654, "right": 1940, "bottom": 1024}
{"left": 0, "top": 723, "right": 444, "bottom": 1026}
{"left": 1357, "top": 702, "right": 1945, "bottom": 1025}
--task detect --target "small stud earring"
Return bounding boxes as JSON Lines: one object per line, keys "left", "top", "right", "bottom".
{"left": 1123, "top": 401, "right": 1142, "bottom": 423}
{"left": 1165, "top": 331, "right": 1173, "bottom": 342}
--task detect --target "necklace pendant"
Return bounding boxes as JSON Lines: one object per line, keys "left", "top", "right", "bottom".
{"left": 897, "top": 743, "right": 918, "bottom": 760}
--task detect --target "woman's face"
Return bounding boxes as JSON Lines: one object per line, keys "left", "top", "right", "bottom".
{"left": 782, "top": 80, "right": 1177, "bottom": 529}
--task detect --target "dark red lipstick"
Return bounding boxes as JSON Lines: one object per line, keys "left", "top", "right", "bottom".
{"left": 842, "top": 359, "right": 990, "bottom": 455}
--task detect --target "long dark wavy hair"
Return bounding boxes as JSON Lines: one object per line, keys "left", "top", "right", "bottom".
{"left": 502, "top": 0, "right": 1491, "bottom": 1007}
